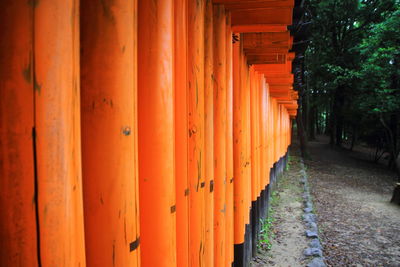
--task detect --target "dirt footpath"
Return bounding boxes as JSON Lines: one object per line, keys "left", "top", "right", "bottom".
{"left": 306, "top": 137, "right": 400, "bottom": 267}
{"left": 252, "top": 151, "right": 309, "bottom": 267}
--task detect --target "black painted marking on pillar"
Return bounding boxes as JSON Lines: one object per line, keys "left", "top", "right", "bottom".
{"left": 32, "top": 127, "right": 42, "bottom": 267}
{"left": 170, "top": 205, "right": 176, "bottom": 213}
{"left": 201, "top": 182, "right": 205, "bottom": 188}
{"left": 184, "top": 188, "right": 190, "bottom": 196}
{"left": 210, "top": 180, "right": 214, "bottom": 192}
{"left": 230, "top": 177, "right": 234, "bottom": 183}
{"left": 129, "top": 237, "right": 140, "bottom": 252}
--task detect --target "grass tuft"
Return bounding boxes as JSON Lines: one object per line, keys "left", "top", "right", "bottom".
{"left": 258, "top": 191, "right": 279, "bottom": 250}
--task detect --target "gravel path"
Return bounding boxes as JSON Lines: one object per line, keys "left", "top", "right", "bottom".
{"left": 306, "top": 136, "right": 400, "bottom": 267}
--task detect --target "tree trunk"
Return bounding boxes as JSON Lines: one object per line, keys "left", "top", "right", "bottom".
{"left": 350, "top": 125, "right": 357, "bottom": 151}
{"left": 309, "top": 105, "right": 316, "bottom": 140}
{"left": 388, "top": 114, "right": 398, "bottom": 169}
{"left": 328, "top": 94, "right": 335, "bottom": 146}
{"left": 329, "top": 111, "right": 335, "bottom": 146}
{"left": 325, "top": 110, "right": 330, "bottom": 136}
{"left": 336, "top": 116, "right": 343, "bottom": 147}
{"left": 294, "top": 54, "right": 309, "bottom": 157}
{"left": 296, "top": 108, "right": 308, "bottom": 158}
{"left": 315, "top": 107, "right": 322, "bottom": 135}
{"left": 333, "top": 85, "right": 345, "bottom": 147}
{"left": 391, "top": 184, "right": 400, "bottom": 205}
{"left": 380, "top": 114, "right": 397, "bottom": 170}
{"left": 303, "top": 88, "right": 309, "bottom": 134}
{"left": 396, "top": 153, "right": 400, "bottom": 181}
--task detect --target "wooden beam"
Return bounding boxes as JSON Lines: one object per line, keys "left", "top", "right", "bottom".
{"left": 213, "top": 0, "right": 294, "bottom": 9}
{"left": 244, "top": 47, "right": 290, "bottom": 55}
{"left": 247, "top": 54, "right": 286, "bottom": 64}
{"left": 242, "top": 32, "right": 291, "bottom": 51}
{"left": 265, "top": 75, "right": 294, "bottom": 84}
{"left": 254, "top": 63, "right": 286, "bottom": 73}
{"left": 232, "top": 24, "right": 287, "bottom": 33}
{"left": 253, "top": 61, "right": 292, "bottom": 73}
{"left": 269, "top": 91, "right": 291, "bottom": 100}
{"left": 231, "top": 8, "right": 293, "bottom": 26}
{"left": 269, "top": 84, "right": 292, "bottom": 92}
{"left": 263, "top": 73, "right": 294, "bottom": 79}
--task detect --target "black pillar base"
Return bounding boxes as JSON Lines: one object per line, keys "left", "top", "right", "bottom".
{"left": 251, "top": 200, "right": 258, "bottom": 257}
{"left": 234, "top": 243, "right": 245, "bottom": 267}
{"left": 244, "top": 223, "right": 252, "bottom": 267}
{"left": 233, "top": 152, "right": 291, "bottom": 266}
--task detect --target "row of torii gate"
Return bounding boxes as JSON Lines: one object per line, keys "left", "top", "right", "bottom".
{"left": 0, "top": 0, "right": 299, "bottom": 266}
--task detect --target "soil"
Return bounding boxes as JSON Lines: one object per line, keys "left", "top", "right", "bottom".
{"left": 306, "top": 136, "right": 400, "bottom": 267}
{"left": 251, "top": 150, "right": 308, "bottom": 267}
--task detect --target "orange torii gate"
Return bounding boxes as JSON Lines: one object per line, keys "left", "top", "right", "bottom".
{"left": 0, "top": 1, "right": 297, "bottom": 267}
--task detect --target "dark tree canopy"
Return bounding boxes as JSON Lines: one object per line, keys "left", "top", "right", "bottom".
{"left": 297, "top": 0, "right": 400, "bottom": 175}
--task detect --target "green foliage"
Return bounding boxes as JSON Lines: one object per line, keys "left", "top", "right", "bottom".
{"left": 258, "top": 191, "right": 278, "bottom": 250}
{"left": 285, "top": 156, "right": 291, "bottom": 171}
{"left": 304, "top": 0, "right": 400, "bottom": 158}
{"left": 356, "top": 9, "right": 400, "bottom": 115}
{"left": 259, "top": 217, "right": 274, "bottom": 250}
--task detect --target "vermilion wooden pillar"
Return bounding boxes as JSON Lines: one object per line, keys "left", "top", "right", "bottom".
{"left": 258, "top": 74, "right": 264, "bottom": 194}
{"left": 275, "top": 100, "right": 279, "bottom": 163}
{"left": 260, "top": 79, "right": 269, "bottom": 188}
{"left": 225, "top": 12, "right": 234, "bottom": 267}
{"left": 277, "top": 106, "right": 281, "bottom": 158}
{"left": 32, "top": 0, "right": 87, "bottom": 265}
{"left": 251, "top": 74, "right": 267, "bottom": 199}
{"left": 279, "top": 106, "right": 283, "bottom": 158}
{"left": 138, "top": 0, "right": 176, "bottom": 266}
{"left": 188, "top": 0, "right": 206, "bottom": 266}
{"left": 0, "top": 2, "right": 37, "bottom": 266}
{"left": 264, "top": 79, "right": 271, "bottom": 185}
{"left": 268, "top": 93, "right": 274, "bottom": 171}
{"left": 80, "top": 1, "right": 140, "bottom": 266}
{"left": 213, "top": 4, "right": 227, "bottom": 267}
{"left": 175, "top": 0, "right": 189, "bottom": 266}
{"left": 266, "top": 94, "right": 275, "bottom": 171}
{"left": 1, "top": 2, "right": 86, "bottom": 265}
{"left": 241, "top": 50, "right": 252, "bottom": 219}
{"left": 204, "top": 0, "right": 214, "bottom": 265}
{"left": 233, "top": 34, "right": 253, "bottom": 265}
{"left": 250, "top": 69, "right": 260, "bottom": 203}
{"left": 275, "top": 101, "right": 278, "bottom": 163}
{"left": 272, "top": 98, "right": 279, "bottom": 165}
{"left": 233, "top": 34, "right": 245, "bottom": 248}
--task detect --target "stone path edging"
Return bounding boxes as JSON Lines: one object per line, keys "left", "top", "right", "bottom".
{"left": 299, "top": 158, "right": 326, "bottom": 267}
